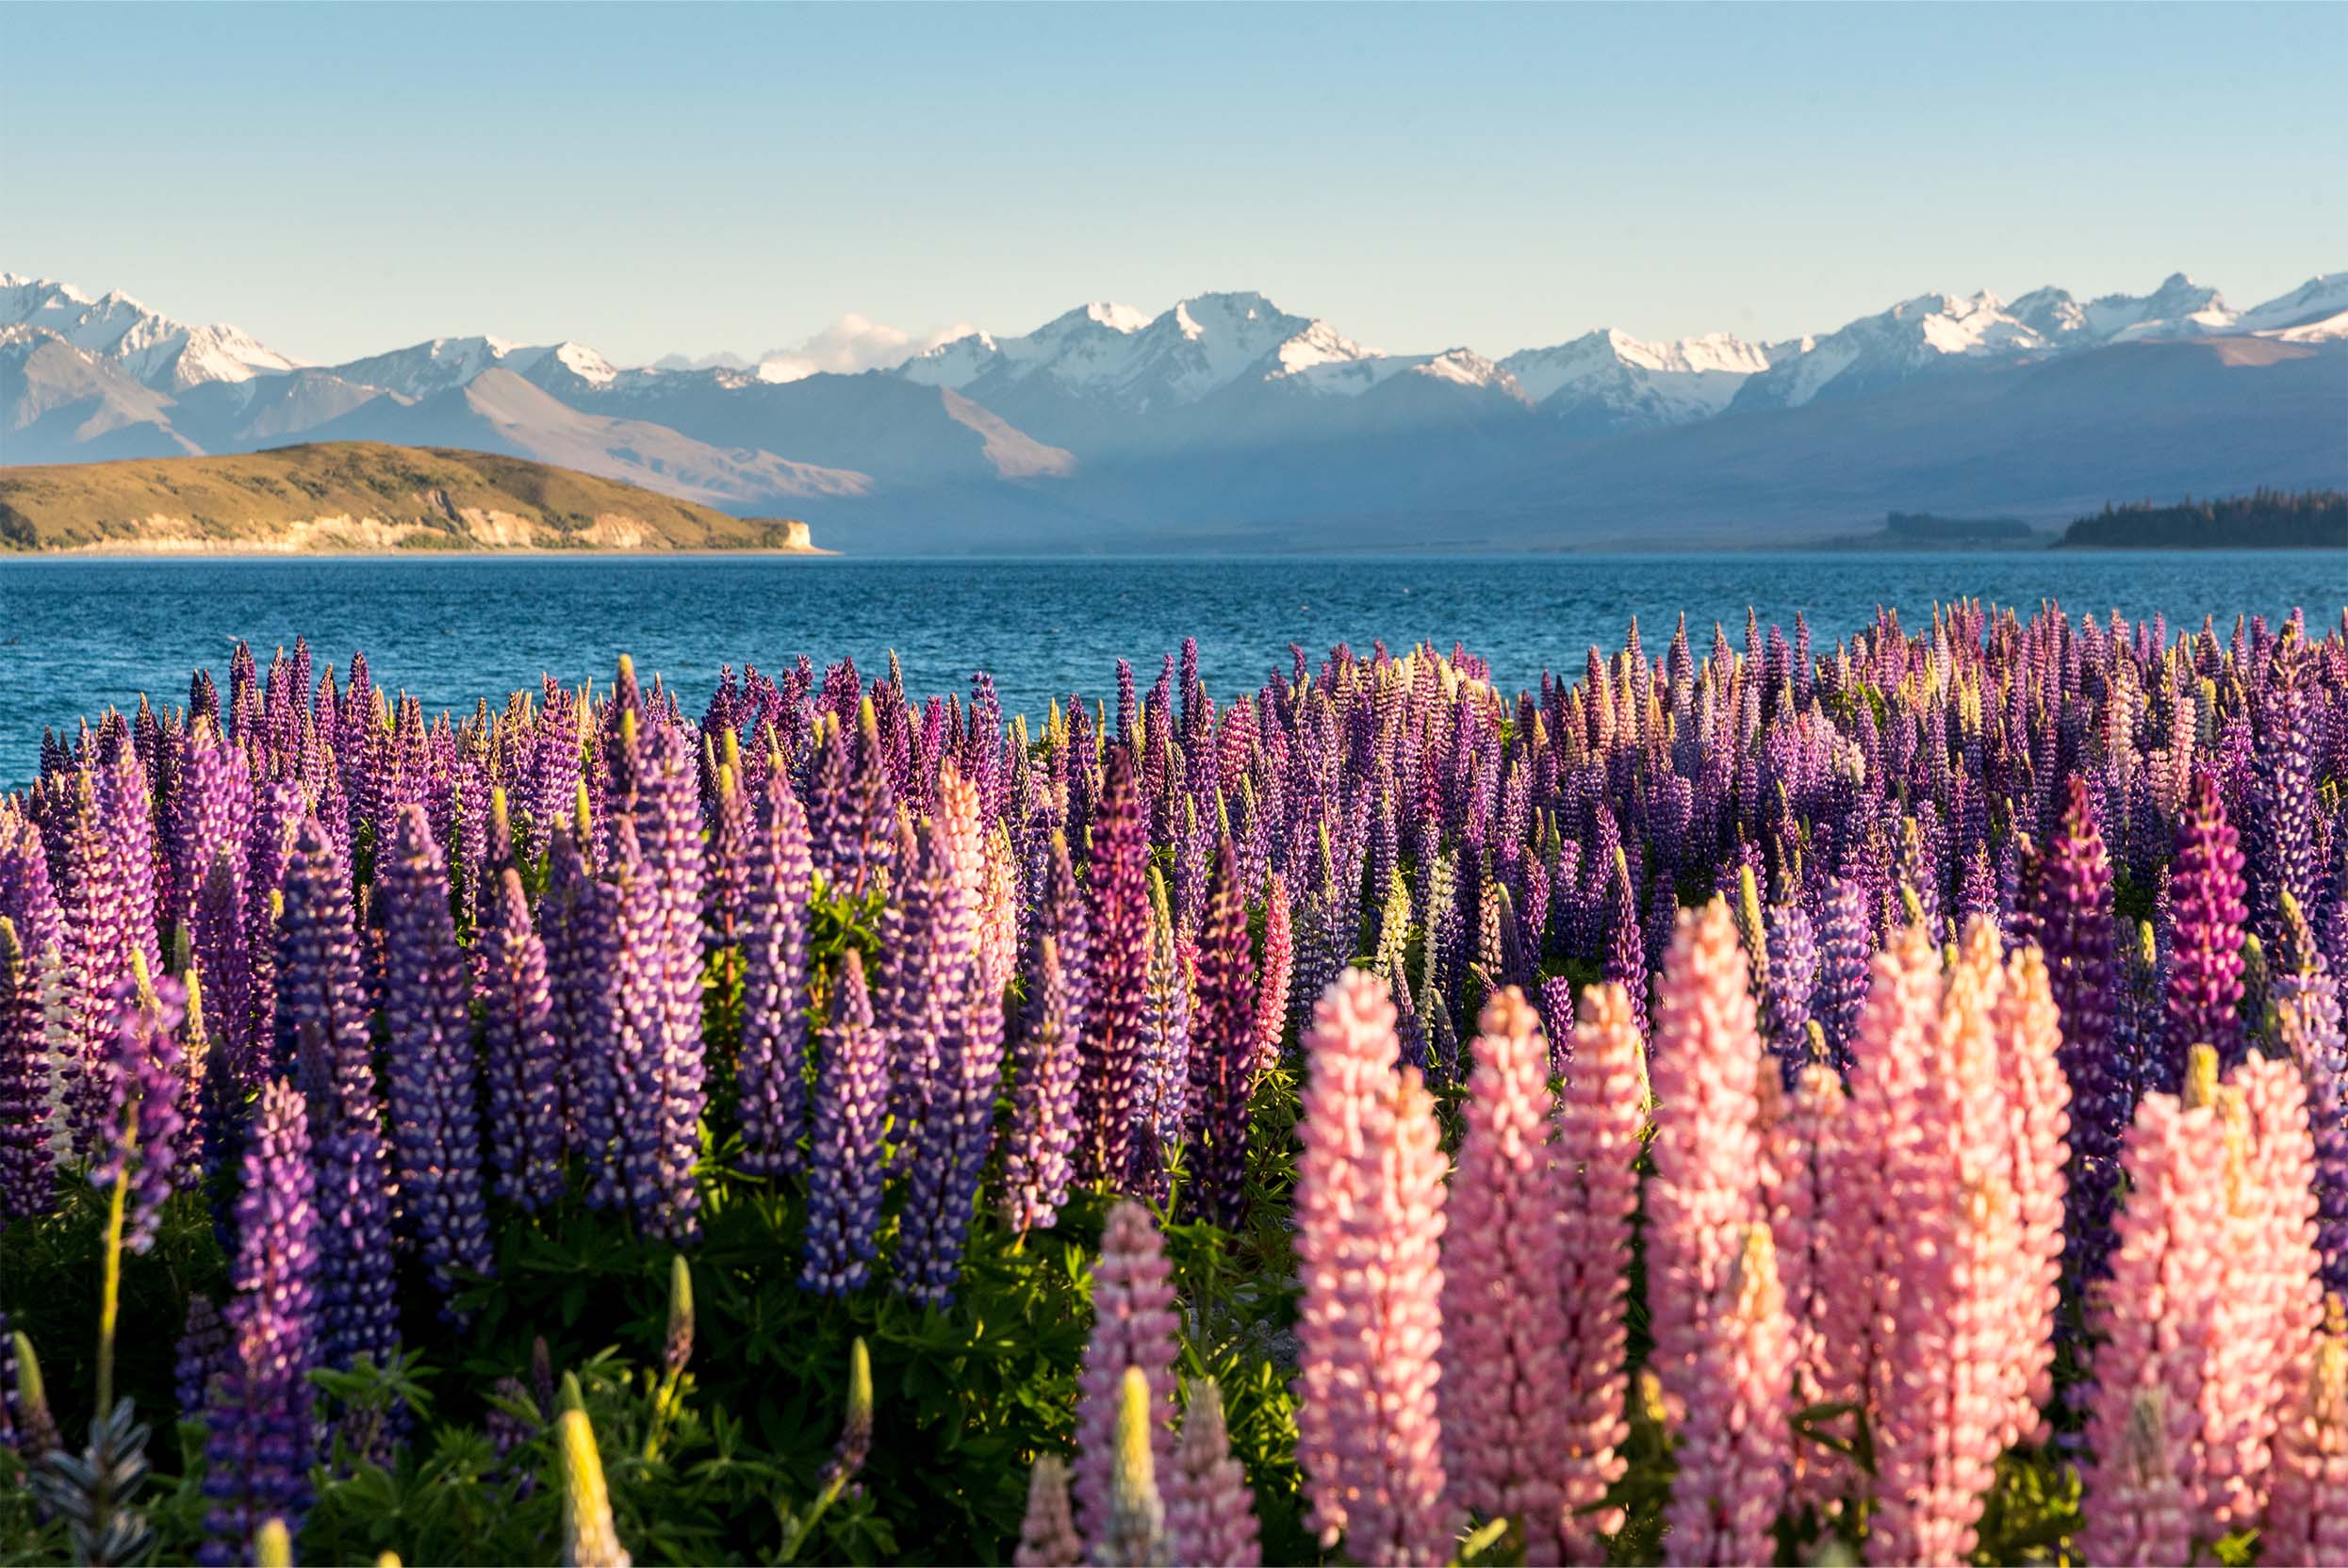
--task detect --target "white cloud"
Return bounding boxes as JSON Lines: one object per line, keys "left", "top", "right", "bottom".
{"left": 741, "top": 313, "right": 977, "bottom": 384}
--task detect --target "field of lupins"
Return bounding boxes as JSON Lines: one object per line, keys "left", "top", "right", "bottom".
{"left": 1, "top": 602, "right": 2345, "bottom": 1567}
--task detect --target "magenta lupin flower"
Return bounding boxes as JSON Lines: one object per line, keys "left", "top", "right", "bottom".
{"left": 1292, "top": 969, "right": 1450, "bottom": 1566}
{"left": 1077, "top": 748, "right": 1151, "bottom": 1189}
{"left": 2167, "top": 767, "right": 2250, "bottom": 1069}
{"left": 1250, "top": 873, "right": 1292, "bottom": 1074}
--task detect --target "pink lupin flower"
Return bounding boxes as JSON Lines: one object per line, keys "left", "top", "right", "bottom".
{"left": 1165, "top": 1378, "right": 1260, "bottom": 1568}
{"left": 2262, "top": 1304, "right": 2348, "bottom": 1567}
{"left": 1987, "top": 938, "right": 2069, "bottom": 1449}
{"left": 1251, "top": 874, "right": 1291, "bottom": 1073}
{"left": 1662, "top": 1223, "right": 1795, "bottom": 1568}
{"left": 1813, "top": 923, "right": 1941, "bottom": 1485}
{"left": 1293, "top": 968, "right": 1451, "bottom": 1566}
{"left": 2079, "top": 1056, "right": 2226, "bottom": 1564}
{"left": 1865, "top": 923, "right": 2025, "bottom": 1566}
{"left": 1015, "top": 1455, "right": 1084, "bottom": 1568}
{"left": 1073, "top": 1200, "right": 1179, "bottom": 1548}
{"left": 1555, "top": 980, "right": 1645, "bottom": 1564}
{"left": 1645, "top": 900, "right": 1789, "bottom": 1566}
{"left": 1442, "top": 987, "right": 1568, "bottom": 1552}
{"left": 1756, "top": 1058, "right": 1847, "bottom": 1511}
{"left": 2078, "top": 1044, "right": 2322, "bottom": 1556}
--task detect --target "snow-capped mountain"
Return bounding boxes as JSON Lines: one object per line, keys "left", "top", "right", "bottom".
{"left": 1, "top": 274, "right": 299, "bottom": 390}
{"left": 2234, "top": 272, "right": 2348, "bottom": 339}
{"left": 328, "top": 335, "right": 619, "bottom": 400}
{"left": 3, "top": 266, "right": 2339, "bottom": 550}
{"left": 1500, "top": 329, "right": 1776, "bottom": 431}
{"left": 900, "top": 291, "right": 1380, "bottom": 412}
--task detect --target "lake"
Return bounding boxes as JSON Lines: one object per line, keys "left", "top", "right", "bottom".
{"left": 1, "top": 551, "right": 2341, "bottom": 785}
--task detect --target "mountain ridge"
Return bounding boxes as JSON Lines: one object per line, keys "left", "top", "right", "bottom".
{"left": 4, "top": 267, "right": 2340, "bottom": 551}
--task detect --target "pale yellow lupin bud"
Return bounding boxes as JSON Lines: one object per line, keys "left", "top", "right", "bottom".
{"left": 558, "top": 1408, "right": 631, "bottom": 1568}
{"left": 254, "top": 1519, "right": 293, "bottom": 1568}
{"left": 1097, "top": 1365, "right": 1168, "bottom": 1567}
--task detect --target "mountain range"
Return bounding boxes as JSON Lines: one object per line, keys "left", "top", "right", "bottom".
{"left": 5, "top": 268, "right": 2342, "bottom": 551}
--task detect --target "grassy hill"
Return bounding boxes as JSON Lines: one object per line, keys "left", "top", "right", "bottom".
{"left": 0, "top": 442, "right": 822, "bottom": 553}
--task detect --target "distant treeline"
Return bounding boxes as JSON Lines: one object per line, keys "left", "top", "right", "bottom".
{"left": 2058, "top": 489, "right": 2347, "bottom": 548}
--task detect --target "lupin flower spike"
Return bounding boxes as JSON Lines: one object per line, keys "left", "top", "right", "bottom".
{"left": 557, "top": 1408, "right": 631, "bottom": 1568}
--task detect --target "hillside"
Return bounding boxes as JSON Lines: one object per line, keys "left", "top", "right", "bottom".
{"left": 0, "top": 442, "right": 822, "bottom": 553}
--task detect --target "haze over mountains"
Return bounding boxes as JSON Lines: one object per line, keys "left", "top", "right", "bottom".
{"left": 5, "top": 269, "right": 2342, "bottom": 551}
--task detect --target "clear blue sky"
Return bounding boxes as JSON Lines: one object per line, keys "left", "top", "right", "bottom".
{"left": 6, "top": 1, "right": 2342, "bottom": 367}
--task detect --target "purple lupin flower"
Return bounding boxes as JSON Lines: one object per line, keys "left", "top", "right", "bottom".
{"left": 275, "top": 818, "right": 399, "bottom": 1373}
{"left": 174, "top": 1293, "right": 229, "bottom": 1416}
{"left": 191, "top": 850, "right": 255, "bottom": 1103}
{"left": 1078, "top": 749, "right": 1151, "bottom": 1189}
{"left": 620, "top": 714, "right": 708, "bottom": 1243}
{"left": 544, "top": 809, "right": 623, "bottom": 1202}
{"left": 1138, "top": 867, "right": 1190, "bottom": 1155}
{"left": 379, "top": 805, "right": 494, "bottom": 1300}
{"left": 1002, "top": 933, "right": 1080, "bottom": 1235}
{"left": 0, "top": 915, "right": 57, "bottom": 1229}
{"left": 200, "top": 1079, "right": 319, "bottom": 1565}
{"left": 1761, "top": 899, "right": 1818, "bottom": 1084}
{"left": 1183, "top": 839, "right": 1256, "bottom": 1228}
{"left": 2274, "top": 891, "right": 2348, "bottom": 1299}
{"left": 800, "top": 949, "right": 887, "bottom": 1294}
{"left": 736, "top": 770, "right": 814, "bottom": 1178}
{"left": 1601, "top": 845, "right": 1649, "bottom": 1037}
{"left": 479, "top": 864, "right": 564, "bottom": 1211}
{"left": 2028, "top": 775, "right": 2127, "bottom": 1298}
{"left": 1811, "top": 876, "right": 1869, "bottom": 1074}
{"left": 893, "top": 782, "right": 997, "bottom": 1306}
{"left": 2167, "top": 767, "right": 2249, "bottom": 1069}
{"left": 93, "top": 972, "right": 189, "bottom": 1254}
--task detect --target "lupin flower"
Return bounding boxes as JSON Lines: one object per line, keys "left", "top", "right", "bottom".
{"left": 1556, "top": 981, "right": 1645, "bottom": 1561}
{"left": 1292, "top": 970, "right": 1449, "bottom": 1566}
{"left": 2262, "top": 1304, "right": 2348, "bottom": 1566}
{"left": 1761, "top": 898, "right": 1818, "bottom": 1082}
{"left": 94, "top": 971, "right": 190, "bottom": 1254}
{"left": 1644, "top": 903, "right": 1786, "bottom": 1567}
{"left": 800, "top": 950, "right": 888, "bottom": 1295}
{"left": 2168, "top": 767, "right": 2250, "bottom": 1068}
{"left": 1003, "top": 934, "right": 1080, "bottom": 1235}
{"left": 620, "top": 715, "right": 710, "bottom": 1244}
{"left": 1441, "top": 987, "right": 1572, "bottom": 1548}
{"left": 200, "top": 1080, "right": 319, "bottom": 1565}
{"left": 174, "top": 1294, "right": 228, "bottom": 1417}
{"left": 1095, "top": 1366, "right": 1169, "bottom": 1568}
{"left": 736, "top": 771, "right": 814, "bottom": 1178}
{"left": 1811, "top": 876, "right": 1871, "bottom": 1073}
{"left": 1183, "top": 840, "right": 1256, "bottom": 1228}
{"left": 1165, "top": 1378, "right": 1259, "bottom": 1568}
{"left": 378, "top": 805, "right": 494, "bottom": 1299}
{"left": 557, "top": 1408, "right": 632, "bottom": 1568}
{"left": 0, "top": 917, "right": 57, "bottom": 1228}
{"left": 1074, "top": 1201, "right": 1179, "bottom": 1547}
{"left": 1077, "top": 749, "right": 1151, "bottom": 1189}
{"left": 1016, "top": 1455, "right": 1084, "bottom": 1568}
{"left": 2028, "top": 775, "right": 2126, "bottom": 1298}
{"left": 480, "top": 865, "right": 565, "bottom": 1210}
{"left": 1663, "top": 1224, "right": 1794, "bottom": 1568}
{"left": 274, "top": 818, "right": 399, "bottom": 1374}
{"left": 1250, "top": 873, "right": 1292, "bottom": 1073}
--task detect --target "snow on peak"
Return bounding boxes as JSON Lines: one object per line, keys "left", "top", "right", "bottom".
{"left": 2237, "top": 271, "right": 2348, "bottom": 335}
{"left": 1497, "top": 327, "right": 1775, "bottom": 423}
{"left": 0, "top": 272, "right": 299, "bottom": 389}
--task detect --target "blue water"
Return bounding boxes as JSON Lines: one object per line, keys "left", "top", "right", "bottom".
{"left": 2, "top": 552, "right": 2341, "bottom": 786}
